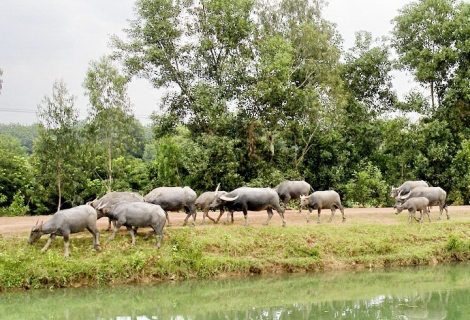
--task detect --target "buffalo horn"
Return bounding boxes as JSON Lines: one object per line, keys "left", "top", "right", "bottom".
{"left": 220, "top": 194, "right": 239, "bottom": 202}
{"left": 215, "top": 183, "right": 220, "bottom": 196}
{"left": 399, "top": 192, "right": 410, "bottom": 200}
{"left": 97, "top": 202, "right": 109, "bottom": 210}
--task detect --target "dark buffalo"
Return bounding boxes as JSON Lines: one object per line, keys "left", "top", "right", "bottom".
{"left": 209, "top": 186, "right": 286, "bottom": 227}
{"left": 28, "top": 204, "right": 101, "bottom": 258}
{"left": 89, "top": 191, "right": 145, "bottom": 230}
{"left": 274, "top": 180, "right": 312, "bottom": 212}
{"left": 104, "top": 201, "right": 167, "bottom": 248}
{"left": 300, "top": 190, "right": 345, "bottom": 223}
{"left": 144, "top": 186, "right": 197, "bottom": 227}
{"left": 195, "top": 190, "right": 227, "bottom": 224}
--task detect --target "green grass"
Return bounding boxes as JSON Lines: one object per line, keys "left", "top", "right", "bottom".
{"left": 1, "top": 221, "right": 470, "bottom": 291}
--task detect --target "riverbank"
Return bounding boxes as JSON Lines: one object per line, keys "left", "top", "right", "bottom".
{"left": 1, "top": 207, "right": 470, "bottom": 291}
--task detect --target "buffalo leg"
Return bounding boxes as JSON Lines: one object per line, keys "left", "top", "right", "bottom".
{"left": 317, "top": 208, "right": 322, "bottom": 224}
{"left": 277, "top": 208, "right": 286, "bottom": 227}
{"left": 109, "top": 223, "right": 121, "bottom": 241}
{"left": 339, "top": 205, "right": 346, "bottom": 222}
{"left": 202, "top": 209, "right": 216, "bottom": 225}
{"left": 243, "top": 209, "right": 249, "bottom": 227}
{"left": 87, "top": 226, "right": 102, "bottom": 252}
{"left": 328, "top": 207, "right": 336, "bottom": 222}
{"left": 215, "top": 209, "right": 225, "bottom": 223}
{"left": 127, "top": 226, "right": 137, "bottom": 245}
{"left": 263, "top": 208, "right": 274, "bottom": 226}
{"left": 151, "top": 221, "right": 165, "bottom": 248}
{"left": 41, "top": 234, "right": 56, "bottom": 253}
{"left": 63, "top": 234, "right": 70, "bottom": 258}
{"left": 166, "top": 212, "right": 172, "bottom": 227}
{"left": 224, "top": 211, "right": 234, "bottom": 224}
{"left": 306, "top": 208, "right": 312, "bottom": 223}
{"left": 425, "top": 208, "right": 431, "bottom": 222}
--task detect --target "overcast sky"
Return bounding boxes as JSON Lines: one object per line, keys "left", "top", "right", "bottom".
{"left": 0, "top": 0, "right": 414, "bottom": 126}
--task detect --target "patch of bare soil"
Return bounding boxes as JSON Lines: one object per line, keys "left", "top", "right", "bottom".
{"left": 1, "top": 206, "right": 470, "bottom": 237}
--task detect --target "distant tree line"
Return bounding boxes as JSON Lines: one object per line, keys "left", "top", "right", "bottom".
{"left": 1, "top": 0, "right": 469, "bottom": 216}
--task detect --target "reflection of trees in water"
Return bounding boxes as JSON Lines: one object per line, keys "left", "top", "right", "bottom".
{"left": 392, "top": 290, "right": 448, "bottom": 320}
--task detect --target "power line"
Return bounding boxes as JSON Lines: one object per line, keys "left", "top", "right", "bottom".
{"left": 0, "top": 107, "right": 152, "bottom": 121}
{"left": 0, "top": 107, "right": 36, "bottom": 114}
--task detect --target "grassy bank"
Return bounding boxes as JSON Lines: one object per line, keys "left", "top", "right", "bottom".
{"left": 1, "top": 221, "right": 470, "bottom": 291}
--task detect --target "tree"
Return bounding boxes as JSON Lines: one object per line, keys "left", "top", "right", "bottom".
{"left": 0, "top": 134, "right": 32, "bottom": 211}
{"left": 34, "top": 80, "right": 83, "bottom": 210}
{"left": 392, "top": 0, "right": 459, "bottom": 111}
{"left": 342, "top": 31, "right": 397, "bottom": 115}
{"left": 83, "top": 56, "right": 141, "bottom": 192}
{"left": 112, "top": 0, "right": 255, "bottom": 136}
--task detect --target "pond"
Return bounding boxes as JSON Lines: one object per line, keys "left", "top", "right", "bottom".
{"left": 1, "top": 263, "right": 469, "bottom": 319}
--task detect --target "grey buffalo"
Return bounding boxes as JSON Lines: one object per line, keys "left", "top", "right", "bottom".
{"left": 299, "top": 191, "right": 345, "bottom": 223}
{"left": 195, "top": 190, "right": 227, "bottom": 225}
{"left": 144, "top": 186, "right": 197, "bottom": 227}
{"left": 395, "top": 197, "right": 431, "bottom": 223}
{"left": 274, "top": 180, "right": 312, "bottom": 213}
{"left": 89, "top": 191, "right": 145, "bottom": 230}
{"left": 209, "top": 186, "right": 286, "bottom": 227}
{"left": 396, "top": 186, "right": 449, "bottom": 220}
{"left": 103, "top": 201, "right": 166, "bottom": 248}
{"left": 390, "top": 180, "right": 429, "bottom": 198}
{"left": 28, "top": 204, "right": 101, "bottom": 258}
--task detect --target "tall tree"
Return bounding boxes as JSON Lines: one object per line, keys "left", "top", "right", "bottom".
{"left": 34, "top": 80, "right": 82, "bottom": 210}
{"left": 83, "top": 56, "right": 139, "bottom": 192}
{"left": 112, "top": 0, "right": 255, "bottom": 136}
{"left": 391, "top": 0, "right": 458, "bottom": 111}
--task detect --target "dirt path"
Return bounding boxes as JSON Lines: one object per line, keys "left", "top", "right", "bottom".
{"left": 1, "top": 206, "right": 469, "bottom": 237}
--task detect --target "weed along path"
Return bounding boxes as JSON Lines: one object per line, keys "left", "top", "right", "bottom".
{"left": 1, "top": 206, "right": 470, "bottom": 235}
{"left": 0, "top": 205, "right": 467, "bottom": 243}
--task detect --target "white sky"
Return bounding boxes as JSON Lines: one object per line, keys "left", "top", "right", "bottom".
{"left": 0, "top": 0, "right": 415, "bottom": 126}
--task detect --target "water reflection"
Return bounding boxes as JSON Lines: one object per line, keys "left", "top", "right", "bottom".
{"left": 1, "top": 263, "right": 470, "bottom": 319}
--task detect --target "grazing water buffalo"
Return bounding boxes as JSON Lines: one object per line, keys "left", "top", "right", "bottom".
{"left": 274, "top": 180, "right": 312, "bottom": 212}
{"left": 395, "top": 197, "right": 431, "bottom": 223}
{"left": 299, "top": 191, "right": 345, "bottom": 223}
{"left": 195, "top": 190, "right": 227, "bottom": 225}
{"left": 89, "top": 191, "right": 145, "bottom": 230}
{"left": 209, "top": 186, "right": 286, "bottom": 227}
{"left": 390, "top": 180, "right": 429, "bottom": 198}
{"left": 144, "top": 186, "right": 197, "bottom": 227}
{"left": 103, "top": 202, "right": 166, "bottom": 248}
{"left": 28, "top": 205, "right": 101, "bottom": 258}
{"left": 396, "top": 186, "right": 449, "bottom": 220}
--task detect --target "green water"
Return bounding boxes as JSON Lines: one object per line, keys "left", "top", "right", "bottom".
{"left": 1, "top": 263, "right": 470, "bottom": 319}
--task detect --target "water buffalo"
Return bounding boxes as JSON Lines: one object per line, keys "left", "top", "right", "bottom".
{"left": 28, "top": 204, "right": 101, "bottom": 258}
{"left": 89, "top": 191, "right": 145, "bottom": 230}
{"left": 299, "top": 191, "right": 345, "bottom": 223}
{"left": 396, "top": 186, "right": 448, "bottom": 220}
{"left": 195, "top": 190, "right": 227, "bottom": 225}
{"left": 103, "top": 201, "right": 166, "bottom": 248}
{"left": 390, "top": 180, "right": 429, "bottom": 198}
{"left": 144, "top": 186, "right": 197, "bottom": 227}
{"left": 395, "top": 197, "right": 431, "bottom": 223}
{"left": 209, "top": 186, "right": 286, "bottom": 227}
{"left": 274, "top": 180, "right": 312, "bottom": 213}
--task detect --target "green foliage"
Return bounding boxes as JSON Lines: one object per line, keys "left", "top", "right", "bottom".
{"left": 344, "top": 162, "right": 389, "bottom": 207}
{"left": 0, "top": 192, "right": 29, "bottom": 217}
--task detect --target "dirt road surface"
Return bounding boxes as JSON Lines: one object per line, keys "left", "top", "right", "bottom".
{"left": 1, "top": 206, "right": 469, "bottom": 237}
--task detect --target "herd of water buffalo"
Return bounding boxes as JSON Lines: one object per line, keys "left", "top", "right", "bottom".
{"left": 26, "top": 180, "right": 449, "bottom": 257}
